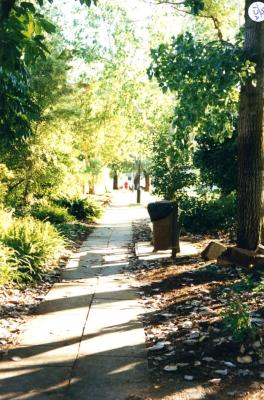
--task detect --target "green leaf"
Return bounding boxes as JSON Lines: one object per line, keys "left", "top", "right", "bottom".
{"left": 20, "top": 2, "right": 35, "bottom": 12}
{"left": 39, "top": 18, "right": 56, "bottom": 34}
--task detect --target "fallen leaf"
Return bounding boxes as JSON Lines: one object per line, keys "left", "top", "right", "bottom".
{"left": 237, "top": 355, "right": 252, "bottom": 364}
{"left": 202, "top": 357, "right": 215, "bottom": 362}
{"left": 194, "top": 361, "right": 201, "bottom": 367}
{"left": 184, "top": 375, "right": 194, "bottom": 381}
{"left": 11, "top": 356, "right": 22, "bottom": 361}
{"left": 177, "top": 363, "right": 189, "bottom": 367}
{"left": 163, "top": 364, "right": 178, "bottom": 372}
{"left": 215, "top": 369, "right": 228, "bottom": 376}
{"left": 148, "top": 341, "right": 170, "bottom": 351}
{"left": 181, "top": 320, "right": 193, "bottom": 329}
{"left": 209, "top": 378, "right": 221, "bottom": 384}
{"left": 223, "top": 361, "right": 236, "bottom": 368}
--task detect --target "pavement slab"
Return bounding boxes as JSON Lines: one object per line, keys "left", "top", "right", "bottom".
{"left": 0, "top": 191, "right": 153, "bottom": 400}
{"left": 135, "top": 240, "right": 200, "bottom": 261}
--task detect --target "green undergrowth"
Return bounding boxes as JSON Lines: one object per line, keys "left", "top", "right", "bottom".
{"left": 0, "top": 212, "right": 64, "bottom": 284}
{"left": 31, "top": 201, "right": 75, "bottom": 224}
{"left": 180, "top": 192, "right": 236, "bottom": 235}
{"left": 195, "top": 261, "right": 264, "bottom": 343}
{"left": 220, "top": 272, "right": 264, "bottom": 342}
{"left": 53, "top": 196, "right": 102, "bottom": 221}
{"left": 0, "top": 195, "right": 102, "bottom": 285}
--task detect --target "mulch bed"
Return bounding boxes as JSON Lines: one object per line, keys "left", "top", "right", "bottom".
{"left": 130, "top": 219, "right": 264, "bottom": 400}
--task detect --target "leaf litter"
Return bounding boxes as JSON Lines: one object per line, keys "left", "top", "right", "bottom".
{"left": 130, "top": 219, "right": 264, "bottom": 400}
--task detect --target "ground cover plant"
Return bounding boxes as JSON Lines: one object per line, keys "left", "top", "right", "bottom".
{"left": 54, "top": 196, "right": 102, "bottom": 221}
{"left": 0, "top": 194, "right": 102, "bottom": 285}
{"left": 131, "top": 220, "right": 264, "bottom": 399}
{"left": 0, "top": 216, "right": 65, "bottom": 283}
{"left": 31, "top": 201, "right": 75, "bottom": 224}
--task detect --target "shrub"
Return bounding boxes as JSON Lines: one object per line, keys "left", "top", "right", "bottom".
{"left": 31, "top": 201, "right": 74, "bottom": 224}
{"left": 1, "top": 217, "right": 64, "bottom": 282}
{"left": 54, "top": 196, "right": 102, "bottom": 221}
{"left": 180, "top": 192, "right": 236, "bottom": 234}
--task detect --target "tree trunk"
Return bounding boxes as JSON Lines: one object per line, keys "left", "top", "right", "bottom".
{"left": 144, "top": 173, "right": 150, "bottom": 192}
{"left": 237, "top": 0, "right": 264, "bottom": 250}
{"left": 113, "top": 173, "right": 118, "bottom": 190}
{"left": 89, "top": 177, "right": 95, "bottom": 195}
{"left": 134, "top": 172, "right": 140, "bottom": 189}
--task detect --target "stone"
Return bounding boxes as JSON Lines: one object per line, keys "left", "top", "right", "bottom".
{"left": 231, "top": 247, "right": 264, "bottom": 267}
{"left": 201, "top": 241, "right": 227, "bottom": 261}
{"left": 230, "top": 247, "right": 255, "bottom": 267}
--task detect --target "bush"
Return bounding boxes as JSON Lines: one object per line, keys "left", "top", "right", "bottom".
{"left": 31, "top": 201, "right": 74, "bottom": 224}
{"left": 1, "top": 217, "right": 64, "bottom": 282}
{"left": 54, "top": 196, "right": 102, "bottom": 221}
{"left": 180, "top": 192, "right": 236, "bottom": 234}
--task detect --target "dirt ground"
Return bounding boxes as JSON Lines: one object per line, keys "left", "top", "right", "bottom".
{"left": 130, "top": 220, "right": 264, "bottom": 400}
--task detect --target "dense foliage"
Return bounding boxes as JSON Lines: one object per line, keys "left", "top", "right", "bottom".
{"left": 147, "top": 12, "right": 254, "bottom": 236}
{"left": 194, "top": 133, "right": 238, "bottom": 194}
{"left": 0, "top": 0, "right": 177, "bottom": 284}
{"left": 180, "top": 193, "right": 237, "bottom": 234}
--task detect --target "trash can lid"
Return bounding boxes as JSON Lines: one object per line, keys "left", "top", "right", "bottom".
{"left": 147, "top": 201, "right": 175, "bottom": 222}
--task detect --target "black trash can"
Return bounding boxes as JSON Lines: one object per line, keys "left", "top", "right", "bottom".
{"left": 147, "top": 201, "right": 179, "bottom": 253}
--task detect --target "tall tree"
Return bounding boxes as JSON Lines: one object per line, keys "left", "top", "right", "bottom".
{"left": 237, "top": 0, "right": 264, "bottom": 250}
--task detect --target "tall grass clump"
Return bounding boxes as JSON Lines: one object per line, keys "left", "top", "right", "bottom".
{"left": 1, "top": 217, "right": 65, "bottom": 282}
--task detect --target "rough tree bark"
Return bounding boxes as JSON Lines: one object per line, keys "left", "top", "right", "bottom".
{"left": 144, "top": 172, "right": 150, "bottom": 192}
{"left": 237, "top": 0, "right": 264, "bottom": 250}
{"left": 113, "top": 173, "right": 118, "bottom": 190}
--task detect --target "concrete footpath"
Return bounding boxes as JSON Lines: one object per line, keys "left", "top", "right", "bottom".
{"left": 0, "top": 192, "right": 153, "bottom": 400}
